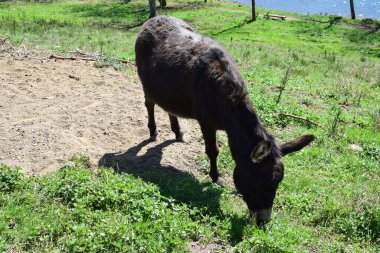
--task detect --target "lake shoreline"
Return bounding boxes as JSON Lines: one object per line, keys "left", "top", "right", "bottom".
{"left": 230, "top": 0, "right": 380, "bottom": 19}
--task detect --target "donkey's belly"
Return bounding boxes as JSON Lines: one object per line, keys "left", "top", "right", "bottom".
{"left": 144, "top": 85, "right": 195, "bottom": 119}
{"left": 163, "top": 105, "right": 194, "bottom": 119}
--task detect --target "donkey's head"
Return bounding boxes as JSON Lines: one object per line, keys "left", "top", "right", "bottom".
{"left": 234, "top": 135, "right": 314, "bottom": 226}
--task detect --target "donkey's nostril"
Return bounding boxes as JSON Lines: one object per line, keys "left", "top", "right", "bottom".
{"left": 255, "top": 208, "right": 272, "bottom": 226}
{"left": 256, "top": 217, "right": 269, "bottom": 227}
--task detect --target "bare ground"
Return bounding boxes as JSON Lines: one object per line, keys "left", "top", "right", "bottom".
{"left": 0, "top": 44, "right": 205, "bottom": 177}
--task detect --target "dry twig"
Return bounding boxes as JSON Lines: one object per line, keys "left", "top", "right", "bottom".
{"left": 49, "top": 51, "right": 136, "bottom": 66}
{"left": 119, "top": 59, "right": 136, "bottom": 66}
{"left": 49, "top": 54, "right": 96, "bottom": 61}
{"left": 49, "top": 55, "right": 77, "bottom": 61}
{"left": 278, "top": 113, "right": 323, "bottom": 128}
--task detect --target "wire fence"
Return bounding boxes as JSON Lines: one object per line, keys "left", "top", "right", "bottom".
{"left": 236, "top": 0, "right": 380, "bottom": 19}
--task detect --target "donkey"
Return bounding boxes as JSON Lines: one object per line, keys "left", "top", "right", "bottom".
{"left": 135, "top": 16, "right": 314, "bottom": 225}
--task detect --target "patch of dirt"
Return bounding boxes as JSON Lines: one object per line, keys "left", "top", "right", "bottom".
{"left": 187, "top": 240, "right": 230, "bottom": 253}
{"left": 0, "top": 44, "right": 205, "bottom": 176}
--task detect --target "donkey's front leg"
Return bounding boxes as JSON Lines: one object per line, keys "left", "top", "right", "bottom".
{"left": 200, "top": 124, "right": 221, "bottom": 184}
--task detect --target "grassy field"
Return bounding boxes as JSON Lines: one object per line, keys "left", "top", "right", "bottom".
{"left": 0, "top": 0, "right": 379, "bottom": 252}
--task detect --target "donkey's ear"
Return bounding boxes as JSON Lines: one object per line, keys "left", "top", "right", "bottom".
{"left": 280, "top": 135, "right": 315, "bottom": 156}
{"left": 251, "top": 140, "right": 272, "bottom": 163}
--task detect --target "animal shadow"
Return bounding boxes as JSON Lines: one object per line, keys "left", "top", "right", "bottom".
{"left": 99, "top": 138, "right": 252, "bottom": 244}
{"left": 98, "top": 139, "right": 224, "bottom": 217}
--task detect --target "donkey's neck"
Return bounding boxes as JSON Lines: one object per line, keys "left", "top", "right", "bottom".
{"left": 223, "top": 101, "right": 273, "bottom": 161}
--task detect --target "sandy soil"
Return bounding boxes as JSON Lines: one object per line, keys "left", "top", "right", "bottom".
{"left": 0, "top": 44, "right": 205, "bottom": 177}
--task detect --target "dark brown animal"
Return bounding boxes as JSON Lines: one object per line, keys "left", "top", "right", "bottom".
{"left": 135, "top": 16, "right": 314, "bottom": 225}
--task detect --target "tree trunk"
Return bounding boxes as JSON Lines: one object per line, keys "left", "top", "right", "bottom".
{"left": 252, "top": 0, "right": 256, "bottom": 21}
{"left": 159, "top": 0, "right": 167, "bottom": 8}
{"left": 350, "top": 0, "right": 356, "bottom": 19}
{"left": 149, "top": 0, "right": 156, "bottom": 18}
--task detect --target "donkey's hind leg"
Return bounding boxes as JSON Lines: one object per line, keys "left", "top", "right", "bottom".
{"left": 169, "top": 114, "right": 184, "bottom": 142}
{"left": 145, "top": 99, "right": 158, "bottom": 141}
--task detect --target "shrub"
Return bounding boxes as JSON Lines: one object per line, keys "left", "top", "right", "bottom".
{"left": 0, "top": 164, "right": 25, "bottom": 192}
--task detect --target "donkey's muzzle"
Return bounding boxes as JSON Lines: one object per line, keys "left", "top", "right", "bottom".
{"left": 250, "top": 208, "right": 272, "bottom": 226}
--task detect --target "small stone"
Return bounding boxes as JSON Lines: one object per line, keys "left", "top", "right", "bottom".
{"left": 350, "top": 144, "right": 363, "bottom": 152}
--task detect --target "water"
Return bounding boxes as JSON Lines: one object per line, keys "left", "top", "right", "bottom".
{"left": 236, "top": 0, "right": 380, "bottom": 19}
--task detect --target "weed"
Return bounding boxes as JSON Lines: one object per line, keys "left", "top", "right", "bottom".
{"left": 69, "top": 154, "right": 91, "bottom": 169}
{"left": 327, "top": 106, "right": 342, "bottom": 138}
{"left": 0, "top": 164, "right": 25, "bottom": 192}
{"left": 276, "top": 67, "right": 292, "bottom": 104}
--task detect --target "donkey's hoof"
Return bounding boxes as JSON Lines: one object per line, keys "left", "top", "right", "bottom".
{"left": 175, "top": 133, "right": 185, "bottom": 143}
{"left": 214, "top": 177, "right": 225, "bottom": 187}
{"left": 212, "top": 176, "right": 225, "bottom": 186}
{"left": 149, "top": 133, "right": 158, "bottom": 142}
{"left": 175, "top": 136, "right": 185, "bottom": 143}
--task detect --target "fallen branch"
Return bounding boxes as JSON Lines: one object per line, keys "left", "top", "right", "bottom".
{"left": 68, "top": 50, "right": 99, "bottom": 58}
{"left": 49, "top": 54, "right": 96, "bottom": 61}
{"left": 49, "top": 52, "right": 136, "bottom": 66}
{"left": 49, "top": 55, "right": 78, "bottom": 61}
{"left": 305, "top": 16, "right": 342, "bottom": 28}
{"left": 119, "top": 59, "right": 136, "bottom": 66}
{"left": 70, "top": 50, "right": 135, "bottom": 65}
{"left": 278, "top": 113, "right": 323, "bottom": 128}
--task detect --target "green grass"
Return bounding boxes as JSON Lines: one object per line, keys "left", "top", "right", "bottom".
{"left": 0, "top": 164, "right": 226, "bottom": 252}
{"left": 0, "top": 0, "right": 379, "bottom": 252}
